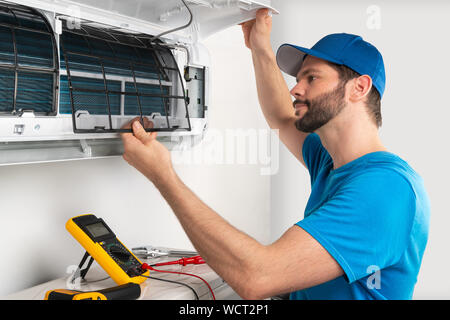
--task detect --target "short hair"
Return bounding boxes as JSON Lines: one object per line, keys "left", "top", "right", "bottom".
{"left": 326, "top": 62, "right": 382, "bottom": 128}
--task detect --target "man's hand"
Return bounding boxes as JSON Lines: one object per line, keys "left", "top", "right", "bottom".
{"left": 121, "top": 118, "right": 175, "bottom": 185}
{"left": 241, "top": 8, "right": 273, "bottom": 53}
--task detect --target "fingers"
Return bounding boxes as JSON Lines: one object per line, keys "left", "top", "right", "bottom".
{"left": 256, "top": 8, "right": 269, "bottom": 20}
{"left": 120, "top": 117, "right": 156, "bottom": 146}
{"left": 132, "top": 120, "right": 158, "bottom": 144}
{"left": 240, "top": 8, "right": 272, "bottom": 50}
{"left": 120, "top": 117, "right": 136, "bottom": 144}
{"left": 121, "top": 116, "right": 153, "bottom": 128}
{"left": 240, "top": 8, "right": 269, "bottom": 26}
{"left": 241, "top": 19, "right": 255, "bottom": 49}
{"left": 256, "top": 8, "right": 272, "bottom": 29}
{"left": 139, "top": 116, "right": 154, "bottom": 129}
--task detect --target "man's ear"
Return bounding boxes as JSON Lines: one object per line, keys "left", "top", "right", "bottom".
{"left": 349, "top": 75, "right": 372, "bottom": 103}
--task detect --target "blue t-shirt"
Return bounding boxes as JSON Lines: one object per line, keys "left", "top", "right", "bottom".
{"left": 290, "top": 133, "right": 430, "bottom": 300}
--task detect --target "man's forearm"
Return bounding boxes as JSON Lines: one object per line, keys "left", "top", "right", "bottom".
{"left": 153, "top": 170, "right": 266, "bottom": 298}
{"left": 252, "top": 49, "right": 294, "bottom": 127}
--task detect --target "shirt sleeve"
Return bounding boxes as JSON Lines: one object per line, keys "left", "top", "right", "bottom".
{"left": 296, "top": 168, "right": 417, "bottom": 283}
{"left": 302, "top": 133, "right": 332, "bottom": 185}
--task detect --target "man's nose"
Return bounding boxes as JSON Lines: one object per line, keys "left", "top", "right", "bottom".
{"left": 290, "top": 81, "right": 306, "bottom": 98}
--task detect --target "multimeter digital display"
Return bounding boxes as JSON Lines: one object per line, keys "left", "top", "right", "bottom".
{"left": 85, "top": 223, "right": 111, "bottom": 238}
{"left": 66, "top": 214, "right": 149, "bottom": 285}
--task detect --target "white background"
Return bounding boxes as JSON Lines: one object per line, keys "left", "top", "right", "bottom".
{"left": 0, "top": 0, "right": 448, "bottom": 300}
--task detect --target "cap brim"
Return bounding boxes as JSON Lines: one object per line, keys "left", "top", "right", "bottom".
{"left": 276, "top": 44, "right": 342, "bottom": 77}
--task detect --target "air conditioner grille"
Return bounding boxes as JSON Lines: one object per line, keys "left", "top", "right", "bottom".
{"left": 0, "top": 2, "right": 58, "bottom": 115}
{"left": 59, "top": 21, "right": 191, "bottom": 133}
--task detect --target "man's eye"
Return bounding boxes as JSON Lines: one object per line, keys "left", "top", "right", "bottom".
{"left": 308, "top": 75, "right": 317, "bottom": 82}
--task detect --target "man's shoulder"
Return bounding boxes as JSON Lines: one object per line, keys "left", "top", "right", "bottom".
{"left": 364, "top": 152, "right": 423, "bottom": 186}
{"left": 346, "top": 152, "right": 428, "bottom": 206}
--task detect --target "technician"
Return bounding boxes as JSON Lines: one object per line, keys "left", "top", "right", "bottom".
{"left": 121, "top": 9, "right": 430, "bottom": 300}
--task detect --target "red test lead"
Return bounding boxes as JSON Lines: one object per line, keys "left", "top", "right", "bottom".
{"left": 152, "top": 255, "right": 205, "bottom": 267}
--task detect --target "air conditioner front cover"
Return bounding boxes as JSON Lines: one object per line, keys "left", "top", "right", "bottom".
{"left": 10, "top": 0, "right": 278, "bottom": 42}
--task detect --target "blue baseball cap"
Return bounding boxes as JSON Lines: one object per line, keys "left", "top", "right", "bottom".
{"left": 276, "top": 33, "right": 386, "bottom": 97}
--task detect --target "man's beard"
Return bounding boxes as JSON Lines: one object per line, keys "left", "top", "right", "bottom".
{"left": 294, "top": 82, "right": 347, "bottom": 133}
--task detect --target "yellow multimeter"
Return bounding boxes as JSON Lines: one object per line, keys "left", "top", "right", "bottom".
{"left": 66, "top": 214, "right": 149, "bottom": 285}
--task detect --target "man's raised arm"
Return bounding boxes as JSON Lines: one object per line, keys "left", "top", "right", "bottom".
{"left": 242, "top": 9, "right": 309, "bottom": 166}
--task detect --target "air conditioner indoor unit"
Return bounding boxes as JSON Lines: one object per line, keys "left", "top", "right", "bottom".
{"left": 0, "top": 0, "right": 276, "bottom": 165}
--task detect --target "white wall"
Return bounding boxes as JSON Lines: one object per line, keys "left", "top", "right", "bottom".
{"left": 270, "top": 0, "right": 450, "bottom": 299}
{"left": 0, "top": 26, "right": 271, "bottom": 297}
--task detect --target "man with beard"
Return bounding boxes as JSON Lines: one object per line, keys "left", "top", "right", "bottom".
{"left": 120, "top": 9, "right": 430, "bottom": 300}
